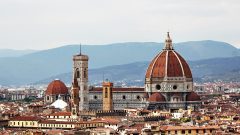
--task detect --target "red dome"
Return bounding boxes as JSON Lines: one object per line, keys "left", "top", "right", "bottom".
{"left": 45, "top": 80, "right": 69, "bottom": 95}
{"left": 186, "top": 92, "right": 200, "bottom": 101}
{"left": 146, "top": 50, "right": 192, "bottom": 79}
{"left": 146, "top": 32, "right": 192, "bottom": 79}
{"left": 148, "top": 93, "right": 166, "bottom": 102}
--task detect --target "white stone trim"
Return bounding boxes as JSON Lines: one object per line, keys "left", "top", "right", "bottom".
{"left": 165, "top": 50, "right": 169, "bottom": 77}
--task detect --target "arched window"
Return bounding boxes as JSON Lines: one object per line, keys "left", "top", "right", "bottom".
{"left": 76, "top": 68, "right": 80, "bottom": 78}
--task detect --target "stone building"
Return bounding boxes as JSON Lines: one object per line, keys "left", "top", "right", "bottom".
{"left": 88, "top": 86, "right": 146, "bottom": 110}
{"left": 60, "top": 32, "right": 201, "bottom": 111}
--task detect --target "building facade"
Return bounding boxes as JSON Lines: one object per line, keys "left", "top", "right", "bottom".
{"left": 89, "top": 87, "right": 147, "bottom": 110}
{"left": 67, "top": 32, "right": 201, "bottom": 111}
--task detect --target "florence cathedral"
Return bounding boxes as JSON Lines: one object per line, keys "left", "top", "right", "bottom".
{"left": 44, "top": 32, "right": 201, "bottom": 112}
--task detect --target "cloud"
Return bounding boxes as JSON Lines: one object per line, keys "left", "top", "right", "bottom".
{"left": 0, "top": 0, "right": 239, "bottom": 49}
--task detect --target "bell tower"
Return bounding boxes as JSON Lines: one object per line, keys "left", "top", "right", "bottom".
{"left": 102, "top": 81, "right": 113, "bottom": 111}
{"left": 72, "top": 45, "right": 89, "bottom": 110}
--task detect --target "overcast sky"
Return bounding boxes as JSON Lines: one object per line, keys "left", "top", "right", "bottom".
{"left": 0, "top": 0, "right": 239, "bottom": 50}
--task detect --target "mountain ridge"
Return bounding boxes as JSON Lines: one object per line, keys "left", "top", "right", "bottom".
{"left": 36, "top": 56, "right": 240, "bottom": 86}
{"left": 0, "top": 49, "right": 36, "bottom": 58}
{"left": 0, "top": 40, "right": 239, "bottom": 85}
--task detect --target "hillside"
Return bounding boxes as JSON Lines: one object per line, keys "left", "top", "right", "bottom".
{"left": 0, "top": 40, "right": 239, "bottom": 85}
{"left": 0, "top": 49, "right": 36, "bottom": 57}
{"left": 36, "top": 56, "right": 240, "bottom": 86}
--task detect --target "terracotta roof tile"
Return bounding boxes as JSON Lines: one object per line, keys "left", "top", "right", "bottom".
{"left": 49, "top": 111, "right": 71, "bottom": 116}
{"left": 187, "top": 91, "right": 201, "bottom": 101}
{"left": 145, "top": 50, "right": 192, "bottom": 79}
{"left": 148, "top": 93, "right": 166, "bottom": 102}
{"left": 45, "top": 80, "right": 69, "bottom": 95}
{"left": 10, "top": 116, "right": 41, "bottom": 121}
{"left": 160, "top": 125, "right": 220, "bottom": 131}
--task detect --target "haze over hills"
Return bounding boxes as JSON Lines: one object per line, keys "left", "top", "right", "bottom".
{"left": 0, "top": 40, "right": 239, "bottom": 86}
{"left": 36, "top": 56, "right": 240, "bottom": 86}
{"left": 0, "top": 49, "right": 36, "bottom": 57}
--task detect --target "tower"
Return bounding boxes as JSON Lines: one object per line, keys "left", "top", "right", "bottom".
{"left": 102, "top": 81, "right": 113, "bottom": 111}
{"left": 72, "top": 46, "right": 89, "bottom": 110}
{"left": 70, "top": 72, "right": 80, "bottom": 115}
